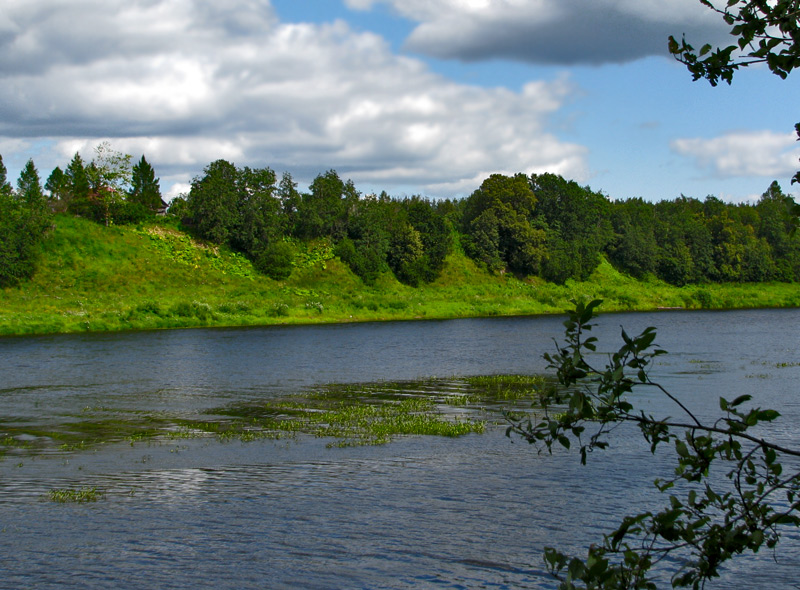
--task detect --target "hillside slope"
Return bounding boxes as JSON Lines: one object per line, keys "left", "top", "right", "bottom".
{"left": 2, "top": 216, "right": 799, "bottom": 336}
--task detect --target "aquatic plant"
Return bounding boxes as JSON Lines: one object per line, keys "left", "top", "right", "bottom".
{"left": 47, "top": 486, "right": 103, "bottom": 503}
{"left": 0, "top": 376, "right": 545, "bottom": 457}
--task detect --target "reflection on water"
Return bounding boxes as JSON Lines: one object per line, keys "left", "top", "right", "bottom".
{"left": 1, "top": 309, "right": 800, "bottom": 588}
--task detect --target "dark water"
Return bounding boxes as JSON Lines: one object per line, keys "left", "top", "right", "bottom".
{"left": 1, "top": 309, "right": 799, "bottom": 589}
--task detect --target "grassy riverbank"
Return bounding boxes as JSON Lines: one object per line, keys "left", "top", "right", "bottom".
{"left": 2, "top": 215, "right": 800, "bottom": 337}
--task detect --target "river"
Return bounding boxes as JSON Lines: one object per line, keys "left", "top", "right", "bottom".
{"left": 1, "top": 309, "right": 799, "bottom": 588}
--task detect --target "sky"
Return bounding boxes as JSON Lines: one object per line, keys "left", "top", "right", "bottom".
{"left": 1, "top": 0, "right": 799, "bottom": 204}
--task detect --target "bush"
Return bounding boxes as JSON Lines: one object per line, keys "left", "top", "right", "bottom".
{"left": 110, "top": 200, "right": 151, "bottom": 225}
{"left": 254, "top": 241, "right": 295, "bottom": 280}
{"left": 169, "top": 300, "right": 214, "bottom": 320}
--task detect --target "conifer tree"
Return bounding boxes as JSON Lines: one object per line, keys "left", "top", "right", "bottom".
{"left": 129, "top": 155, "right": 162, "bottom": 213}
{"left": 16, "top": 159, "right": 46, "bottom": 209}
{"left": 65, "top": 152, "right": 91, "bottom": 216}
{"left": 0, "top": 154, "right": 12, "bottom": 197}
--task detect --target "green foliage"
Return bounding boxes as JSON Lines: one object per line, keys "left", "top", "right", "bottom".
{"left": 296, "top": 169, "right": 359, "bottom": 240}
{"left": 532, "top": 173, "right": 613, "bottom": 283}
{"left": 45, "top": 166, "right": 69, "bottom": 212}
{"left": 335, "top": 235, "right": 386, "bottom": 284}
{"left": 16, "top": 159, "right": 46, "bottom": 209}
{"left": 0, "top": 154, "right": 11, "bottom": 197}
{"left": 232, "top": 166, "right": 283, "bottom": 255}
{"left": 185, "top": 160, "right": 296, "bottom": 279}
{"left": 387, "top": 222, "right": 424, "bottom": 285}
{"left": 335, "top": 195, "right": 392, "bottom": 283}
{"left": 64, "top": 152, "right": 91, "bottom": 216}
{"left": 508, "top": 300, "right": 800, "bottom": 588}
{"left": 0, "top": 159, "right": 51, "bottom": 287}
{"left": 166, "top": 194, "right": 189, "bottom": 219}
{"left": 404, "top": 195, "right": 452, "bottom": 281}
{"left": 606, "top": 190, "right": 800, "bottom": 285}
{"left": 464, "top": 208, "right": 504, "bottom": 273}
{"left": 0, "top": 193, "right": 46, "bottom": 286}
{"left": 254, "top": 239, "right": 295, "bottom": 280}
{"left": 91, "top": 142, "right": 132, "bottom": 194}
{"left": 0, "top": 236, "right": 793, "bottom": 336}
{"left": 22, "top": 141, "right": 800, "bottom": 289}
{"left": 187, "top": 159, "right": 240, "bottom": 244}
{"left": 669, "top": 1, "right": 800, "bottom": 183}
{"left": 137, "top": 225, "right": 255, "bottom": 279}
{"left": 462, "top": 173, "right": 547, "bottom": 276}
{"left": 129, "top": 155, "right": 162, "bottom": 213}
{"left": 669, "top": 0, "right": 800, "bottom": 86}
{"left": 607, "top": 198, "right": 659, "bottom": 279}
{"left": 293, "top": 239, "right": 335, "bottom": 270}
{"left": 169, "top": 300, "right": 214, "bottom": 320}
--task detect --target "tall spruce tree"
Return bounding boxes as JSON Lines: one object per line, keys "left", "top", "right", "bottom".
{"left": 65, "top": 152, "right": 91, "bottom": 216}
{"left": 129, "top": 155, "right": 162, "bottom": 213}
{"left": 17, "top": 159, "right": 46, "bottom": 210}
{"left": 0, "top": 154, "right": 12, "bottom": 197}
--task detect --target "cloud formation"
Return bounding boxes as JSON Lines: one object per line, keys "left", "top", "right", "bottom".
{"left": 671, "top": 131, "right": 800, "bottom": 178}
{"left": 346, "top": 0, "right": 729, "bottom": 65}
{"left": 0, "top": 0, "right": 586, "bottom": 197}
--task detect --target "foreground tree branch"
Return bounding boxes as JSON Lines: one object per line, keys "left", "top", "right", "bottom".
{"left": 669, "top": 0, "right": 800, "bottom": 187}
{"left": 507, "top": 300, "right": 800, "bottom": 589}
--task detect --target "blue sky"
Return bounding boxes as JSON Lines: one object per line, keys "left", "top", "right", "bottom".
{"left": 1, "top": 0, "right": 798, "bottom": 203}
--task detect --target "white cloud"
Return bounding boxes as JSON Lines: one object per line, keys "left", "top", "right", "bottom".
{"left": 354, "top": 0, "right": 728, "bottom": 64}
{"left": 0, "top": 0, "right": 587, "bottom": 197}
{"left": 671, "top": 131, "right": 800, "bottom": 178}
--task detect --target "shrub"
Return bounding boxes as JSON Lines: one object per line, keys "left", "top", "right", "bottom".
{"left": 254, "top": 241, "right": 295, "bottom": 280}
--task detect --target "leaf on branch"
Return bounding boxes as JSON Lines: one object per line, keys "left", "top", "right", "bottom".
{"left": 756, "top": 409, "right": 781, "bottom": 421}
{"left": 731, "top": 394, "right": 752, "bottom": 407}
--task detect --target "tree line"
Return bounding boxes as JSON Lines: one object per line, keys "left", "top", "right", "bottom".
{"left": 2, "top": 145, "right": 800, "bottom": 289}
{"left": 0, "top": 143, "right": 164, "bottom": 286}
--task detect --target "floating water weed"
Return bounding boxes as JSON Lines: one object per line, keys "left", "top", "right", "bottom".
{"left": 463, "top": 374, "right": 546, "bottom": 401}
{"left": 47, "top": 486, "right": 103, "bottom": 503}
{"left": 5, "top": 375, "right": 547, "bottom": 456}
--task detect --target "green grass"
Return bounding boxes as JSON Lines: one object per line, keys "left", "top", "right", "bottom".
{"left": 1, "top": 215, "right": 799, "bottom": 336}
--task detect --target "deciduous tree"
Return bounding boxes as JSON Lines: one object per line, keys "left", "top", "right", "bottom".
{"left": 462, "top": 173, "right": 546, "bottom": 276}
{"left": 187, "top": 159, "right": 240, "bottom": 245}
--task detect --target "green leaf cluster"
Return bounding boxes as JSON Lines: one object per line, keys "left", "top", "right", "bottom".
{"left": 669, "top": 1, "right": 800, "bottom": 184}
{"left": 0, "top": 155, "right": 51, "bottom": 286}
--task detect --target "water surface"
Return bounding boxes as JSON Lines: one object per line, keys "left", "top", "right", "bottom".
{"left": 1, "top": 309, "right": 799, "bottom": 588}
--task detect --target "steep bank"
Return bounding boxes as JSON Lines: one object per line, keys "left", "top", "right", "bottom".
{"left": 2, "top": 215, "right": 799, "bottom": 336}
